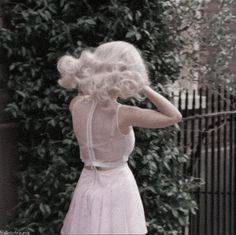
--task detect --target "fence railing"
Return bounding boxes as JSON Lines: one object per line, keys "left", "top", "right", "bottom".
{"left": 172, "top": 87, "right": 236, "bottom": 235}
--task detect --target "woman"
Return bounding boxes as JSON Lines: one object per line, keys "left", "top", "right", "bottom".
{"left": 57, "top": 41, "right": 182, "bottom": 235}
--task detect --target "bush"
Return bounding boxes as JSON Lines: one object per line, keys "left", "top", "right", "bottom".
{"left": 0, "top": 0, "right": 202, "bottom": 234}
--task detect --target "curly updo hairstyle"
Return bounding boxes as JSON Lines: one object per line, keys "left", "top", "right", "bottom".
{"left": 57, "top": 41, "right": 151, "bottom": 104}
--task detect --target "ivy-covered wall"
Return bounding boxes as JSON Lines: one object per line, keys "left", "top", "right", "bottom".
{"left": 0, "top": 0, "right": 202, "bottom": 234}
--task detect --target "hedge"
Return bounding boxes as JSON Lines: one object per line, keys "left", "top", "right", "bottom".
{"left": 0, "top": 0, "right": 202, "bottom": 234}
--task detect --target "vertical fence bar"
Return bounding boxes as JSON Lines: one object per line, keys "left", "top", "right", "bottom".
{"left": 176, "top": 91, "right": 189, "bottom": 235}
{"left": 183, "top": 90, "right": 189, "bottom": 176}
{"left": 216, "top": 86, "right": 221, "bottom": 235}
{"left": 204, "top": 88, "right": 209, "bottom": 235}
{"left": 229, "top": 93, "right": 233, "bottom": 235}
{"left": 176, "top": 91, "right": 187, "bottom": 235}
{"left": 178, "top": 90, "right": 186, "bottom": 235}
{"left": 183, "top": 89, "right": 194, "bottom": 235}
{"left": 210, "top": 91, "right": 216, "bottom": 235}
{"left": 191, "top": 90, "right": 196, "bottom": 235}
{"left": 223, "top": 88, "right": 227, "bottom": 235}
{"left": 191, "top": 89, "right": 196, "bottom": 176}
{"left": 182, "top": 90, "right": 189, "bottom": 235}
{"left": 197, "top": 87, "right": 202, "bottom": 235}
{"left": 177, "top": 91, "right": 182, "bottom": 147}
{"left": 233, "top": 95, "right": 236, "bottom": 235}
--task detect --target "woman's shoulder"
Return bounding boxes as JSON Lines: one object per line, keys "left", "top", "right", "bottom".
{"left": 69, "top": 94, "right": 88, "bottom": 112}
{"left": 117, "top": 103, "right": 139, "bottom": 122}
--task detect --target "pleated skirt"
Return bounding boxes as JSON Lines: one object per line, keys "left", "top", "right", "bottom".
{"left": 60, "top": 162, "right": 148, "bottom": 235}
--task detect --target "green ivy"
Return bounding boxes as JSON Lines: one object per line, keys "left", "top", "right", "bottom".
{"left": 0, "top": 0, "right": 202, "bottom": 234}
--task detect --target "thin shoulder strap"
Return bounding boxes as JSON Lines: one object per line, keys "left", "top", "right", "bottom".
{"left": 86, "top": 99, "right": 99, "bottom": 179}
{"left": 87, "top": 100, "right": 97, "bottom": 161}
{"left": 115, "top": 103, "right": 122, "bottom": 129}
{"left": 110, "top": 103, "right": 121, "bottom": 136}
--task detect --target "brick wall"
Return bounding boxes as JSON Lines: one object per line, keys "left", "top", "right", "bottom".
{"left": 228, "top": 2, "right": 236, "bottom": 74}
{"left": 203, "top": 1, "right": 236, "bottom": 75}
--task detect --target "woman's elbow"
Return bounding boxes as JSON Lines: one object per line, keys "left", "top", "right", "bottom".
{"left": 169, "top": 113, "right": 182, "bottom": 125}
{"left": 173, "top": 113, "right": 183, "bottom": 123}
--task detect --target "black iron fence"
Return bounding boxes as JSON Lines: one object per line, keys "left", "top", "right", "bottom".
{"left": 172, "top": 87, "right": 236, "bottom": 235}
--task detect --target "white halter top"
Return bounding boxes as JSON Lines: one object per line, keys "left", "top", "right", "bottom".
{"left": 70, "top": 95, "right": 135, "bottom": 170}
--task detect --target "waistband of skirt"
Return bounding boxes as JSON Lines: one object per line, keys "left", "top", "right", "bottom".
{"left": 83, "top": 162, "right": 128, "bottom": 171}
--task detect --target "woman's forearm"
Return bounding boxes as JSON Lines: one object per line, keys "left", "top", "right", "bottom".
{"left": 142, "top": 86, "right": 182, "bottom": 120}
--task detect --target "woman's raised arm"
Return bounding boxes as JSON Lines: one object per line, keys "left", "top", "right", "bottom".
{"left": 120, "top": 85, "right": 182, "bottom": 129}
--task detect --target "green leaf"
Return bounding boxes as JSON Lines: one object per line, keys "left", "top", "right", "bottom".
{"left": 16, "top": 90, "right": 26, "bottom": 98}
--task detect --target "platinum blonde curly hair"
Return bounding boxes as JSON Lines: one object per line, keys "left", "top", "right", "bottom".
{"left": 57, "top": 41, "right": 151, "bottom": 104}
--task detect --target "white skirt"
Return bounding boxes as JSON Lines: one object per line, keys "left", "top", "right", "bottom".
{"left": 60, "top": 162, "right": 148, "bottom": 235}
